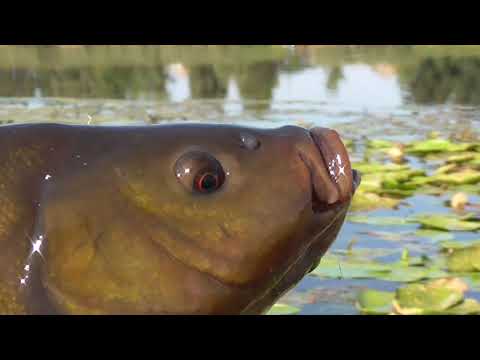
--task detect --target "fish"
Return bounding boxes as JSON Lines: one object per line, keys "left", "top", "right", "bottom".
{"left": 0, "top": 123, "right": 360, "bottom": 314}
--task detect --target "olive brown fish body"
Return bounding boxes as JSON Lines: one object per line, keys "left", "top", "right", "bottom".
{"left": 0, "top": 123, "right": 360, "bottom": 315}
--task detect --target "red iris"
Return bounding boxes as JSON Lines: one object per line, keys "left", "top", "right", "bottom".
{"left": 194, "top": 172, "right": 220, "bottom": 193}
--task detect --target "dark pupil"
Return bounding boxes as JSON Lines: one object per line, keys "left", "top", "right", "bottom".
{"left": 199, "top": 173, "right": 218, "bottom": 191}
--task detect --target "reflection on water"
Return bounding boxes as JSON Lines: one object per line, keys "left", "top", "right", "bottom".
{"left": 1, "top": 46, "right": 480, "bottom": 110}
{"left": 401, "top": 57, "right": 480, "bottom": 105}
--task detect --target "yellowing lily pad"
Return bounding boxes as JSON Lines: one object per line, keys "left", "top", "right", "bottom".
{"left": 439, "top": 299, "right": 480, "bottom": 315}
{"left": 446, "top": 245, "right": 480, "bottom": 273}
{"left": 357, "top": 278, "right": 479, "bottom": 315}
{"left": 266, "top": 303, "right": 300, "bottom": 315}
{"left": 439, "top": 240, "right": 480, "bottom": 251}
{"left": 350, "top": 191, "right": 401, "bottom": 212}
{"left": 394, "top": 282, "right": 464, "bottom": 314}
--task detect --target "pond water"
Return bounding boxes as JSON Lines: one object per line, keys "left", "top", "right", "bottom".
{"left": 1, "top": 45, "right": 480, "bottom": 315}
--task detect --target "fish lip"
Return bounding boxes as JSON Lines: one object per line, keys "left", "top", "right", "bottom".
{"left": 307, "top": 127, "right": 361, "bottom": 212}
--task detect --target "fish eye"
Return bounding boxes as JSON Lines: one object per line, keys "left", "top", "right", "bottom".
{"left": 174, "top": 151, "right": 226, "bottom": 194}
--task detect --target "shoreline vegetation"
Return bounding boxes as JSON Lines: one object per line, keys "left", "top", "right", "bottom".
{"left": 1, "top": 45, "right": 480, "bottom": 69}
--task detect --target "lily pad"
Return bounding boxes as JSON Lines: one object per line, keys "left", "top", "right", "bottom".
{"left": 439, "top": 240, "right": 480, "bottom": 251}
{"left": 311, "top": 256, "right": 391, "bottom": 280}
{"left": 356, "top": 290, "right": 395, "bottom": 315}
{"left": 312, "top": 254, "right": 446, "bottom": 283}
{"left": 428, "top": 170, "right": 480, "bottom": 186}
{"left": 406, "top": 139, "right": 476, "bottom": 156}
{"left": 350, "top": 191, "right": 401, "bottom": 212}
{"left": 446, "top": 153, "right": 480, "bottom": 164}
{"left": 348, "top": 216, "right": 409, "bottom": 226}
{"left": 415, "top": 229, "right": 455, "bottom": 242}
{"left": 410, "top": 214, "right": 480, "bottom": 232}
{"left": 439, "top": 299, "right": 480, "bottom": 315}
{"left": 394, "top": 282, "right": 464, "bottom": 314}
{"left": 446, "top": 245, "right": 480, "bottom": 273}
{"left": 352, "top": 162, "right": 410, "bottom": 174}
{"left": 434, "top": 163, "right": 458, "bottom": 175}
{"left": 266, "top": 303, "right": 300, "bottom": 315}
{"left": 375, "top": 266, "right": 446, "bottom": 283}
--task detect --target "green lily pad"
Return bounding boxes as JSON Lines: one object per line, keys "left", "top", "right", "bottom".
{"left": 464, "top": 273, "right": 480, "bottom": 291}
{"left": 376, "top": 266, "right": 447, "bottom": 283}
{"left": 350, "top": 191, "right": 401, "bottom": 212}
{"left": 348, "top": 216, "right": 409, "bottom": 226}
{"left": 362, "top": 230, "right": 412, "bottom": 242}
{"left": 428, "top": 170, "right": 480, "bottom": 186}
{"left": 439, "top": 240, "right": 480, "bottom": 251}
{"left": 410, "top": 214, "right": 480, "bottom": 232}
{"left": 434, "top": 164, "right": 458, "bottom": 175}
{"left": 333, "top": 247, "right": 398, "bottom": 260}
{"left": 357, "top": 278, "right": 479, "bottom": 315}
{"left": 446, "top": 153, "right": 480, "bottom": 164}
{"left": 394, "top": 282, "right": 464, "bottom": 314}
{"left": 438, "top": 299, "right": 480, "bottom": 315}
{"left": 311, "top": 256, "right": 391, "bottom": 280}
{"left": 352, "top": 162, "right": 410, "bottom": 174}
{"left": 414, "top": 185, "right": 448, "bottom": 196}
{"left": 356, "top": 290, "right": 395, "bottom": 315}
{"left": 312, "top": 254, "right": 446, "bottom": 283}
{"left": 415, "top": 229, "right": 455, "bottom": 242}
{"left": 451, "top": 184, "right": 480, "bottom": 194}
{"left": 406, "top": 139, "right": 476, "bottom": 156}
{"left": 446, "top": 245, "right": 480, "bottom": 273}
{"left": 266, "top": 303, "right": 301, "bottom": 315}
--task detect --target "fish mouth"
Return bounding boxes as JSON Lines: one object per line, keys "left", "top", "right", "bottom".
{"left": 305, "top": 127, "right": 361, "bottom": 214}
{"left": 303, "top": 127, "right": 361, "bottom": 273}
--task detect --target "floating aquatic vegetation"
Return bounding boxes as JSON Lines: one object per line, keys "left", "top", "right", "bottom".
{"left": 347, "top": 216, "right": 409, "bottom": 226}
{"left": 356, "top": 290, "right": 395, "bottom": 315}
{"left": 310, "top": 255, "right": 391, "bottom": 280}
{"left": 283, "top": 136, "right": 480, "bottom": 314}
{"left": 445, "top": 244, "right": 480, "bottom": 273}
{"left": 266, "top": 303, "right": 301, "bottom": 315}
{"left": 427, "top": 169, "right": 480, "bottom": 186}
{"left": 352, "top": 162, "right": 410, "bottom": 175}
{"left": 406, "top": 139, "right": 477, "bottom": 156}
{"left": 352, "top": 163, "right": 426, "bottom": 200}
{"left": 350, "top": 191, "right": 401, "bottom": 212}
{"left": 414, "top": 229, "right": 455, "bottom": 242}
{"left": 311, "top": 252, "right": 447, "bottom": 283}
{"left": 439, "top": 239, "right": 480, "bottom": 251}
{"left": 446, "top": 153, "right": 480, "bottom": 164}
{"left": 357, "top": 278, "right": 480, "bottom": 315}
{"left": 394, "top": 280, "right": 466, "bottom": 314}
{"left": 412, "top": 213, "right": 480, "bottom": 232}
{"left": 434, "top": 163, "right": 458, "bottom": 175}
